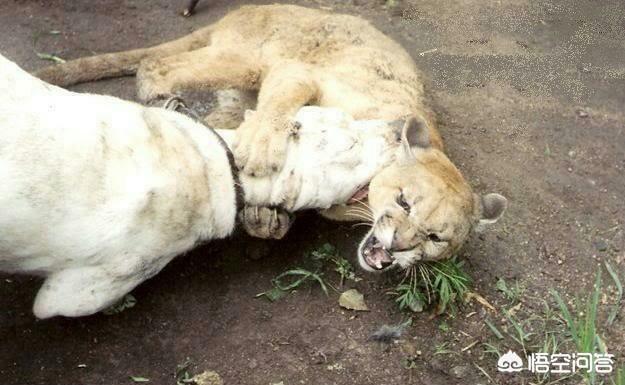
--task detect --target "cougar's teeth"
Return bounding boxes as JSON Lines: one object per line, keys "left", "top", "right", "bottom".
{"left": 375, "top": 260, "right": 383, "bottom": 269}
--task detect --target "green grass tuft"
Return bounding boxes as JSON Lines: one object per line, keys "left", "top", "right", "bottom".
{"left": 257, "top": 243, "right": 355, "bottom": 301}
{"left": 257, "top": 268, "right": 329, "bottom": 301}
{"left": 390, "top": 257, "right": 471, "bottom": 314}
{"left": 496, "top": 277, "right": 524, "bottom": 303}
{"left": 612, "top": 366, "right": 625, "bottom": 385}
{"left": 605, "top": 262, "right": 623, "bottom": 326}
{"left": 551, "top": 270, "right": 602, "bottom": 384}
{"left": 551, "top": 271, "right": 601, "bottom": 355}
{"left": 393, "top": 282, "right": 426, "bottom": 312}
{"left": 310, "top": 243, "right": 360, "bottom": 287}
{"left": 273, "top": 268, "right": 329, "bottom": 295}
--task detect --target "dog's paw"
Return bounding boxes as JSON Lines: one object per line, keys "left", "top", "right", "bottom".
{"left": 239, "top": 206, "right": 293, "bottom": 240}
{"left": 33, "top": 267, "right": 126, "bottom": 319}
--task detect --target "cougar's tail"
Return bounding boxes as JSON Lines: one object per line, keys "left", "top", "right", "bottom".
{"left": 35, "top": 27, "right": 212, "bottom": 87}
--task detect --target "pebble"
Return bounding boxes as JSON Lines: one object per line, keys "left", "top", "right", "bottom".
{"left": 594, "top": 239, "right": 608, "bottom": 252}
{"left": 450, "top": 365, "right": 471, "bottom": 378}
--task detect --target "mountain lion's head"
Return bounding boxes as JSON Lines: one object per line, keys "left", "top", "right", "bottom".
{"left": 356, "top": 116, "right": 507, "bottom": 272}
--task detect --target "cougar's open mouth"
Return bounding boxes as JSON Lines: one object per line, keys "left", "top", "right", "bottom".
{"left": 360, "top": 235, "right": 394, "bottom": 270}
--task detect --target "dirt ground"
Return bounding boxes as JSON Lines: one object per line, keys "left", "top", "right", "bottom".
{"left": 1, "top": 0, "right": 624, "bottom": 384}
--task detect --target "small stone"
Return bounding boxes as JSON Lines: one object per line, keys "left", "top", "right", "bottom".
{"left": 576, "top": 109, "right": 589, "bottom": 118}
{"left": 326, "top": 363, "right": 344, "bottom": 371}
{"left": 339, "top": 289, "right": 369, "bottom": 311}
{"left": 399, "top": 340, "right": 418, "bottom": 356}
{"left": 594, "top": 239, "right": 608, "bottom": 252}
{"left": 450, "top": 365, "right": 471, "bottom": 378}
{"left": 248, "top": 358, "right": 258, "bottom": 369}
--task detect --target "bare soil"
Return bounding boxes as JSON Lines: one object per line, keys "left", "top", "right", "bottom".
{"left": 1, "top": 0, "right": 624, "bottom": 384}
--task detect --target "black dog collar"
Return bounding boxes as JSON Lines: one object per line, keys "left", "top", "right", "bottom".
{"left": 162, "top": 96, "right": 245, "bottom": 213}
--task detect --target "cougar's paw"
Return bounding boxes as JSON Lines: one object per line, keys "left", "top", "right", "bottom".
{"left": 233, "top": 120, "right": 289, "bottom": 177}
{"left": 240, "top": 206, "right": 293, "bottom": 240}
{"left": 146, "top": 92, "right": 182, "bottom": 107}
{"left": 136, "top": 61, "right": 174, "bottom": 102}
{"left": 246, "top": 129, "right": 288, "bottom": 177}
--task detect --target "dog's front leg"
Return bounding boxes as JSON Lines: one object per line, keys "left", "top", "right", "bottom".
{"left": 32, "top": 265, "right": 149, "bottom": 319}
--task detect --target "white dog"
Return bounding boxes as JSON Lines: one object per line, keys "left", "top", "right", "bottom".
{"left": 0, "top": 53, "right": 398, "bottom": 318}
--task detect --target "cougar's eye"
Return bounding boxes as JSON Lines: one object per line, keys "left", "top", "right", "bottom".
{"left": 428, "top": 233, "right": 442, "bottom": 242}
{"left": 397, "top": 192, "right": 410, "bottom": 213}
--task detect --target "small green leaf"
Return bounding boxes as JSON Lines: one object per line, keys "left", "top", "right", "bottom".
{"left": 255, "top": 287, "right": 286, "bottom": 302}
{"left": 130, "top": 376, "right": 150, "bottom": 383}
{"left": 484, "top": 318, "right": 504, "bottom": 340}
{"left": 273, "top": 269, "right": 328, "bottom": 295}
{"left": 36, "top": 52, "right": 66, "bottom": 63}
{"left": 605, "top": 261, "right": 623, "bottom": 326}
{"left": 103, "top": 294, "right": 137, "bottom": 315}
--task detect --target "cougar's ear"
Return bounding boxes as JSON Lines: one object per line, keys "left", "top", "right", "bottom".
{"left": 392, "top": 115, "right": 430, "bottom": 163}
{"left": 244, "top": 109, "right": 256, "bottom": 121}
{"left": 474, "top": 193, "right": 508, "bottom": 231}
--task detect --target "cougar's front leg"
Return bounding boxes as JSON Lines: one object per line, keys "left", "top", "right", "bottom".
{"left": 239, "top": 206, "right": 294, "bottom": 240}
{"left": 233, "top": 61, "right": 319, "bottom": 177}
{"left": 136, "top": 47, "right": 261, "bottom": 102}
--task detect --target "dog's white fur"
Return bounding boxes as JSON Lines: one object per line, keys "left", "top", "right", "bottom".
{"left": 0, "top": 53, "right": 241, "bottom": 318}
{"left": 220, "top": 107, "right": 397, "bottom": 211}
{"left": 0, "top": 54, "right": 398, "bottom": 318}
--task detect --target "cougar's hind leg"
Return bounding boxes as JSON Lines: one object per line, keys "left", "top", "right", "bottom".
{"left": 136, "top": 47, "right": 262, "bottom": 102}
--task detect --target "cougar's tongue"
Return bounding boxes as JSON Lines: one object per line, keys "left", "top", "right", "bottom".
{"left": 348, "top": 184, "right": 369, "bottom": 204}
{"left": 365, "top": 247, "right": 393, "bottom": 270}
